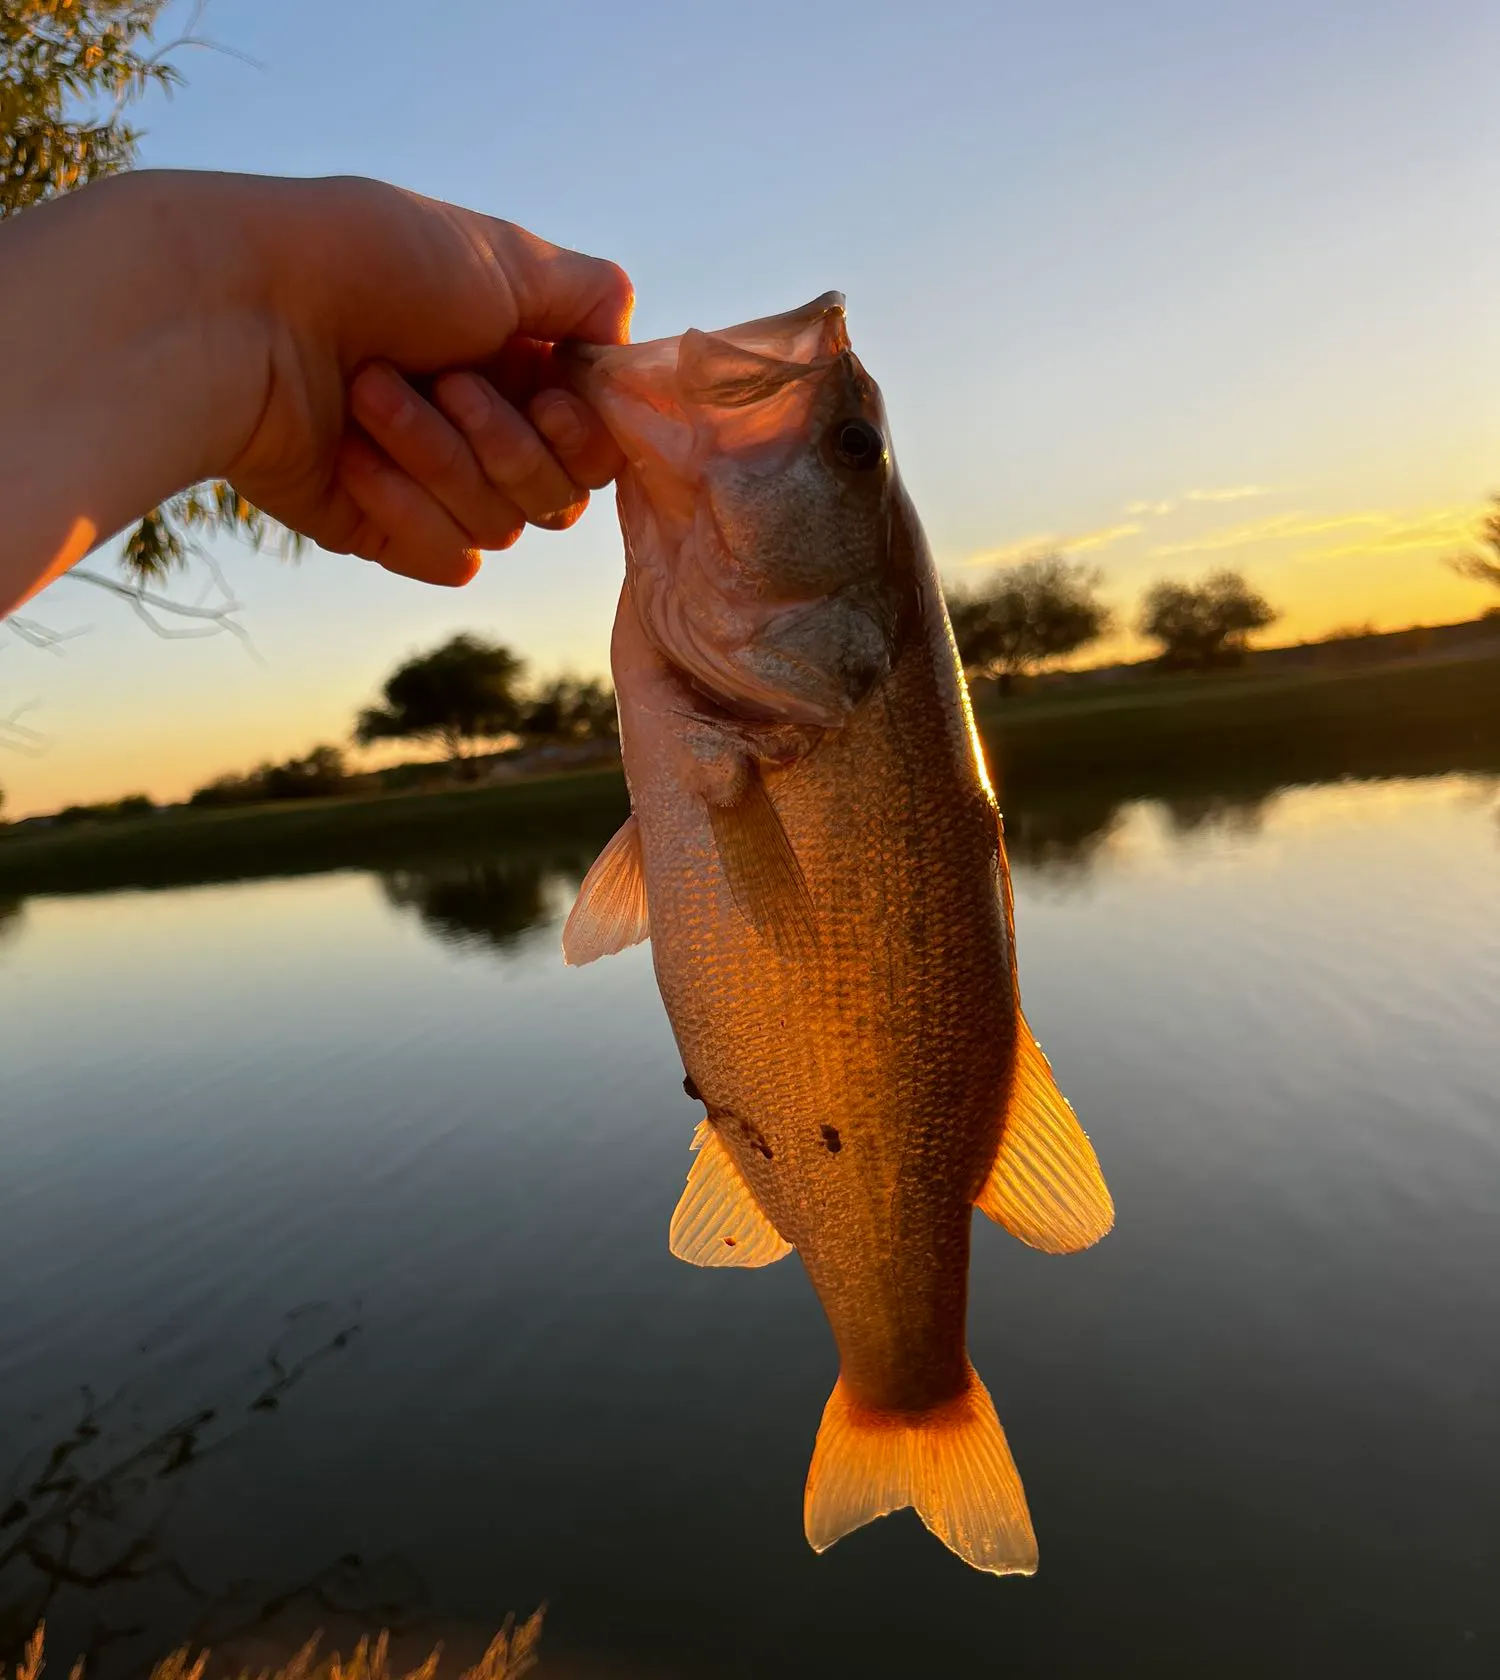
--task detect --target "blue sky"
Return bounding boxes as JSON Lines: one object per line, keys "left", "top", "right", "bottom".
{"left": 5, "top": 0, "right": 1498, "bottom": 815}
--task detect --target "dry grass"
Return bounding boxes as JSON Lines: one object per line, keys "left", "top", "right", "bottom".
{"left": 1, "top": 1616, "right": 545, "bottom": 1680}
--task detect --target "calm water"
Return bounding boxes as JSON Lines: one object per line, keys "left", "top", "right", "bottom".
{"left": 2, "top": 776, "right": 1498, "bottom": 1678}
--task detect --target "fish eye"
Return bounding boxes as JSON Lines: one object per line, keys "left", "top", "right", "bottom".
{"left": 831, "top": 417, "right": 885, "bottom": 471}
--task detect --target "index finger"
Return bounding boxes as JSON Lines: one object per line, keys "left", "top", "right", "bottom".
{"left": 496, "top": 223, "right": 635, "bottom": 347}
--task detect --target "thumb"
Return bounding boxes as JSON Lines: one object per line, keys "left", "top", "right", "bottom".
{"left": 486, "top": 218, "right": 634, "bottom": 347}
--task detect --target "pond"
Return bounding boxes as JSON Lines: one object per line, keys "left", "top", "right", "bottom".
{"left": 2, "top": 775, "right": 1497, "bottom": 1678}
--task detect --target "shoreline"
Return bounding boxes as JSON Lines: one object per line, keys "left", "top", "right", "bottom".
{"left": 3, "top": 650, "right": 1498, "bottom": 899}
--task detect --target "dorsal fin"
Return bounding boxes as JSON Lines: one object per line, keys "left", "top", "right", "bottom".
{"left": 562, "top": 815, "right": 650, "bottom": 966}
{"left": 670, "top": 1119, "right": 792, "bottom": 1268}
{"left": 977, "top": 1015, "right": 1114, "bottom": 1253}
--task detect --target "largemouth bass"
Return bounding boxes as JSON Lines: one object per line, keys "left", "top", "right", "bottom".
{"left": 562, "top": 294, "right": 1112, "bottom": 1575}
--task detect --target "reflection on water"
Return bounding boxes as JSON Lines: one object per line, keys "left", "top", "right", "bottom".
{"left": 2, "top": 774, "right": 1498, "bottom": 1679}
{"left": 0, "top": 899, "right": 21, "bottom": 949}
{"left": 378, "top": 852, "right": 589, "bottom": 956}
{"left": 1002, "top": 795, "right": 1126, "bottom": 879}
{"left": 1157, "top": 787, "right": 1279, "bottom": 838}
{"left": 0, "top": 1308, "right": 365, "bottom": 1666}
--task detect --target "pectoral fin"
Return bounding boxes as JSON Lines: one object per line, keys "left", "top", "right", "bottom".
{"left": 670, "top": 1119, "right": 792, "bottom": 1268}
{"left": 561, "top": 815, "right": 649, "bottom": 966}
{"left": 977, "top": 1015, "right": 1114, "bottom": 1253}
{"left": 707, "top": 773, "right": 816, "bottom": 958}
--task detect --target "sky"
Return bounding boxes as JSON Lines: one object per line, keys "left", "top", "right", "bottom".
{"left": 4, "top": 0, "right": 1498, "bottom": 817}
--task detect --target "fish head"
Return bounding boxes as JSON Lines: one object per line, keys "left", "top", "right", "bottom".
{"left": 567, "top": 294, "right": 916, "bottom": 728}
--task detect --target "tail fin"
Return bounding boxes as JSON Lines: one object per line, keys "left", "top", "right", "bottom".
{"left": 803, "top": 1364, "right": 1037, "bottom": 1576}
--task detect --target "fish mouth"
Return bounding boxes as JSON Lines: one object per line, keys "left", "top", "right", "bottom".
{"left": 559, "top": 292, "right": 851, "bottom": 475}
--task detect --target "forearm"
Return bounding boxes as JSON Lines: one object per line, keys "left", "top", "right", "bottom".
{"left": 0, "top": 173, "right": 268, "bottom": 616}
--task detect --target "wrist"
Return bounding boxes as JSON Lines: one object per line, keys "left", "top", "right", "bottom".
{"left": 86, "top": 170, "right": 282, "bottom": 488}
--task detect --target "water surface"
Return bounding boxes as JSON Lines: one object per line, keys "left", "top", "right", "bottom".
{"left": 3, "top": 776, "right": 1497, "bottom": 1677}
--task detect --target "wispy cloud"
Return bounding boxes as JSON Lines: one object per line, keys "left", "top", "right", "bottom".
{"left": 1149, "top": 506, "right": 1480, "bottom": 562}
{"left": 963, "top": 522, "right": 1142, "bottom": 569}
{"left": 1183, "top": 485, "right": 1274, "bottom": 504}
{"left": 1126, "top": 499, "right": 1177, "bottom": 517}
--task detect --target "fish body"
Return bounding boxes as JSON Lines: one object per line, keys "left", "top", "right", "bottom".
{"left": 563, "top": 296, "right": 1112, "bottom": 1574}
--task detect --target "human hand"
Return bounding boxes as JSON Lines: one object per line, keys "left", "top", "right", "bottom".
{"left": 183, "top": 172, "right": 634, "bottom": 585}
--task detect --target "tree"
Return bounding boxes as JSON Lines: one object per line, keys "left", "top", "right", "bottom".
{"left": 1138, "top": 570, "right": 1277, "bottom": 669}
{"left": 262, "top": 744, "right": 345, "bottom": 800}
{"left": 1448, "top": 494, "right": 1500, "bottom": 597}
{"left": 2, "top": 2, "right": 285, "bottom": 581}
{"left": 520, "top": 676, "right": 619, "bottom": 742}
{"left": 356, "top": 635, "right": 527, "bottom": 761}
{"left": 190, "top": 743, "right": 345, "bottom": 806}
{"left": 946, "top": 553, "right": 1112, "bottom": 691}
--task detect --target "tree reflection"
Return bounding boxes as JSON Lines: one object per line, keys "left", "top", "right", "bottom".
{"left": 1160, "top": 789, "right": 1279, "bottom": 837}
{"left": 379, "top": 852, "right": 592, "bottom": 955}
{"left": 0, "top": 1307, "right": 372, "bottom": 1675}
{"left": 1003, "top": 796, "right": 1125, "bottom": 879}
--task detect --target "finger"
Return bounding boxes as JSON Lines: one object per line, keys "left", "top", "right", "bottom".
{"left": 530, "top": 390, "right": 626, "bottom": 491}
{"left": 336, "top": 435, "right": 484, "bottom": 586}
{"left": 433, "top": 371, "right": 590, "bottom": 529}
{"left": 493, "top": 222, "right": 634, "bottom": 346}
{"left": 351, "top": 362, "right": 528, "bottom": 549}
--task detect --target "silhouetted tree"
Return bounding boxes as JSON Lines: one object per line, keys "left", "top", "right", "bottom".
{"left": 1139, "top": 570, "right": 1277, "bottom": 668}
{"left": 2, "top": 2, "right": 287, "bottom": 581}
{"left": 261, "top": 744, "right": 345, "bottom": 800}
{"left": 189, "top": 745, "right": 344, "bottom": 807}
{"left": 356, "top": 635, "right": 526, "bottom": 761}
{"left": 946, "top": 554, "right": 1111, "bottom": 692}
{"left": 1448, "top": 494, "right": 1500, "bottom": 597}
{"left": 520, "top": 676, "right": 618, "bottom": 741}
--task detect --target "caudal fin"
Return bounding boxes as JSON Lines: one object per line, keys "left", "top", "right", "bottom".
{"left": 803, "top": 1365, "right": 1037, "bottom": 1576}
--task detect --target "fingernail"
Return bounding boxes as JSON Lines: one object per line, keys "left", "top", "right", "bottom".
{"left": 533, "top": 394, "right": 587, "bottom": 454}
{"left": 441, "top": 374, "right": 492, "bottom": 433}
{"left": 355, "top": 364, "right": 411, "bottom": 428}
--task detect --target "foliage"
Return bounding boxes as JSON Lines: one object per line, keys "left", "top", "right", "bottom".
{"left": 2, "top": 1617, "right": 545, "bottom": 1680}
{"left": 945, "top": 554, "right": 1112, "bottom": 687}
{"left": 190, "top": 744, "right": 345, "bottom": 807}
{"left": 1138, "top": 569, "right": 1277, "bottom": 668}
{"left": 1448, "top": 493, "right": 1500, "bottom": 594}
{"left": 1, "top": 2, "right": 286, "bottom": 580}
{"left": 519, "top": 676, "right": 618, "bottom": 741}
{"left": 356, "top": 636, "right": 528, "bottom": 760}
{"left": 48, "top": 792, "right": 155, "bottom": 824}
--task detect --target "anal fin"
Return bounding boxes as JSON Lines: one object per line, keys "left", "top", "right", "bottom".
{"left": 978, "top": 1013, "right": 1114, "bottom": 1253}
{"left": 804, "top": 1363, "right": 1037, "bottom": 1576}
{"left": 670, "top": 1119, "right": 792, "bottom": 1268}
{"left": 562, "top": 814, "right": 649, "bottom": 966}
{"left": 707, "top": 772, "right": 815, "bottom": 958}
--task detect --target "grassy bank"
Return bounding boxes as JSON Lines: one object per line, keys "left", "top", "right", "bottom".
{"left": 979, "top": 648, "right": 1500, "bottom": 801}
{"left": 0, "top": 767, "right": 630, "bottom": 897}
{"left": 3, "top": 651, "right": 1497, "bottom": 898}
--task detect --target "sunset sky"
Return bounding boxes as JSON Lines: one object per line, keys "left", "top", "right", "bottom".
{"left": 4, "top": 0, "right": 1497, "bottom": 818}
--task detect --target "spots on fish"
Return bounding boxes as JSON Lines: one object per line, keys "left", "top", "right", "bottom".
{"left": 820, "top": 1124, "right": 843, "bottom": 1155}
{"left": 730, "top": 1112, "right": 774, "bottom": 1160}
{"left": 683, "top": 1071, "right": 702, "bottom": 1103}
{"left": 722, "top": 1235, "right": 737, "bottom": 1249}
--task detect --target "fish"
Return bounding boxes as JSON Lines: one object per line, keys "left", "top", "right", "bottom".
{"left": 560, "top": 293, "right": 1113, "bottom": 1575}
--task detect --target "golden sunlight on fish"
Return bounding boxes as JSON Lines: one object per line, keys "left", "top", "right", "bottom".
{"left": 561, "top": 294, "right": 1113, "bottom": 1575}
